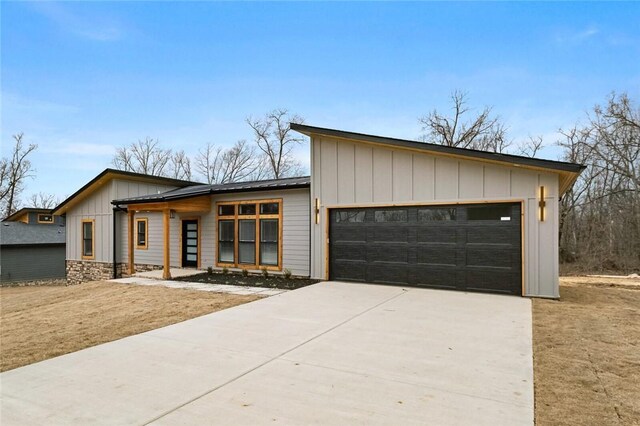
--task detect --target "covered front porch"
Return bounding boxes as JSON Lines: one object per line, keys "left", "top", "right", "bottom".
{"left": 124, "top": 195, "right": 211, "bottom": 280}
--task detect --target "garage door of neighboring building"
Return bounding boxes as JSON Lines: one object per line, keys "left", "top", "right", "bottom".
{"left": 329, "top": 202, "right": 522, "bottom": 295}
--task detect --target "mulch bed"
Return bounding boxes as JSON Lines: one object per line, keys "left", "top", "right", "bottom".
{"left": 174, "top": 272, "right": 320, "bottom": 290}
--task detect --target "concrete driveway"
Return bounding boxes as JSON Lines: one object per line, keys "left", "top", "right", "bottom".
{"left": 0, "top": 282, "right": 533, "bottom": 425}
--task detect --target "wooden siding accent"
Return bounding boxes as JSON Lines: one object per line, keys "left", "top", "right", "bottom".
{"left": 163, "top": 209, "right": 171, "bottom": 279}
{"left": 128, "top": 210, "right": 134, "bottom": 274}
{"left": 126, "top": 195, "right": 211, "bottom": 213}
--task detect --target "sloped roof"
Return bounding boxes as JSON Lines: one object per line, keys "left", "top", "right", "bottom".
{"left": 53, "top": 168, "right": 201, "bottom": 215}
{"left": 0, "top": 222, "right": 65, "bottom": 246}
{"left": 3, "top": 207, "right": 52, "bottom": 222}
{"left": 112, "top": 175, "right": 311, "bottom": 205}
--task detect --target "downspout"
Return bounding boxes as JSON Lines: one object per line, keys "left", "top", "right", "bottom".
{"left": 112, "top": 205, "right": 126, "bottom": 279}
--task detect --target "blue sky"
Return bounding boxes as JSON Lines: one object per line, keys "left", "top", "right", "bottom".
{"left": 2, "top": 1, "right": 639, "bottom": 202}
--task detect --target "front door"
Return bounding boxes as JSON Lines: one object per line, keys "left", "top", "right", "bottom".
{"left": 182, "top": 220, "right": 198, "bottom": 267}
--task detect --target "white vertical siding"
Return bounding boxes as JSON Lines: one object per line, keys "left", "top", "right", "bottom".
{"left": 310, "top": 135, "right": 561, "bottom": 298}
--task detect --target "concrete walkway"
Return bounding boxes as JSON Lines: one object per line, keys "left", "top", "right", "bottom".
{"left": 0, "top": 282, "right": 533, "bottom": 425}
{"left": 110, "top": 276, "right": 288, "bottom": 296}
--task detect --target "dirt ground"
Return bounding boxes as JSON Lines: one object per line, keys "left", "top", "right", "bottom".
{"left": 0, "top": 281, "right": 260, "bottom": 372}
{"left": 534, "top": 276, "right": 640, "bottom": 425}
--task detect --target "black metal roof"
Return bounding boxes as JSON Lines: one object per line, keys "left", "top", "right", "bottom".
{"left": 112, "top": 175, "right": 311, "bottom": 205}
{"left": 0, "top": 222, "right": 65, "bottom": 246}
{"left": 291, "top": 123, "right": 586, "bottom": 173}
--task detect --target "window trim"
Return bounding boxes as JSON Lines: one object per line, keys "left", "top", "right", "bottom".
{"left": 37, "top": 213, "right": 54, "bottom": 224}
{"left": 135, "top": 218, "right": 148, "bottom": 250}
{"left": 81, "top": 219, "right": 95, "bottom": 260}
{"left": 215, "top": 198, "right": 282, "bottom": 271}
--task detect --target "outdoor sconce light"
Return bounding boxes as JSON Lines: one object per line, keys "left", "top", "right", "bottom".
{"left": 538, "top": 186, "right": 546, "bottom": 222}
{"left": 169, "top": 210, "right": 175, "bottom": 219}
{"left": 315, "top": 198, "right": 320, "bottom": 224}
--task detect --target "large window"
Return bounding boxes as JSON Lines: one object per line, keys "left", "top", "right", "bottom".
{"left": 136, "top": 218, "right": 148, "bottom": 249}
{"left": 82, "top": 219, "right": 95, "bottom": 259}
{"left": 216, "top": 199, "right": 282, "bottom": 269}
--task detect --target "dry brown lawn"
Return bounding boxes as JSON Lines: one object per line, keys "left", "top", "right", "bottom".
{"left": 534, "top": 276, "right": 640, "bottom": 426}
{"left": 0, "top": 281, "right": 260, "bottom": 372}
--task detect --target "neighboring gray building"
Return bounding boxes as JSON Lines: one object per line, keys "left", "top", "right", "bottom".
{"left": 53, "top": 125, "right": 584, "bottom": 298}
{"left": 0, "top": 221, "right": 66, "bottom": 283}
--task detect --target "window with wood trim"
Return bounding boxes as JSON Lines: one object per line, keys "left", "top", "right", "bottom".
{"left": 37, "top": 214, "right": 54, "bottom": 223}
{"left": 136, "top": 218, "right": 148, "bottom": 249}
{"left": 216, "top": 199, "right": 282, "bottom": 270}
{"left": 81, "top": 219, "right": 95, "bottom": 259}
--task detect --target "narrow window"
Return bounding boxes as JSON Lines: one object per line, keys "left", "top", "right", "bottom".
{"left": 136, "top": 218, "right": 148, "bottom": 249}
{"left": 218, "top": 205, "right": 235, "bottom": 216}
{"left": 82, "top": 220, "right": 94, "bottom": 259}
{"left": 218, "top": 220, "right": 235, "bottom": 263}
{"left": 239, "top": 204, "right": 256, "bottom": 215}
{"left": 335, "top": 210, "right": 366, "bottom": 223}
{"left": 260, "top": 219, "right": 278, "bottom": 266}
{"left": 374, "top": 210, "right": 407, "bottom": 222}
{"left": 238, "top": 220, "right": 256, "bottom": 264}
{"left": 418, "top": 208, "right": 456, "bottom": 222}
{"left": 260, "top": 202, "right": 279, "bottom": 215}
{"left": 467, "top": 205, "right": 512, "bottom": 221}
{"left": 38, "top": 214, "right": 54, "bottom": 223}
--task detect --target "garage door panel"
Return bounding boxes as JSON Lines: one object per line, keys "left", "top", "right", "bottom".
{"left": 410, "top": 266, "right": 457, "bottom": 289}
{"left": 366, "top": 264, "right": 409, "bottom": 285}
{"left": 329, "top": 203, "right": 521, "bottom": 295}
{"left": 332, "top": 261, "right": 366, "bottom": 282}
{"left": 465, "top": 246, "right": 513, "bottom": 268}
{"left": 332, "top": 244, "right": 366, "bottom": 262}
{"left": 416, "top": 227, "right": 457, "bottom": 243}
{"left": 371, "top": 227, "right": 409, "bottom": 243}
{"left": 367, "top": 244, "right": 409, "bottom": 263}
{"left": 416, "top": 245, "right": 457, "bottom": 266}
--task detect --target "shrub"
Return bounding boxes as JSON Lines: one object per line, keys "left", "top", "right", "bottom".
{"left": 222, "top": 267, "right": 229, "bottom": 275}
{"left": 261, "top": 267, "right": 269, "bottom": 278}
{"left": 283, "top": 268, "right": 292, "bottom": 279}
{"left": 207, "top": 266, "right": 213, "bottom": 275}
{"left": 241, "top": 268, "right": 249, "bottom": 277}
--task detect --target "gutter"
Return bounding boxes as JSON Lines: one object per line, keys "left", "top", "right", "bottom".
{"left": 112, "top": 205, "right": 127, "bottom": 279}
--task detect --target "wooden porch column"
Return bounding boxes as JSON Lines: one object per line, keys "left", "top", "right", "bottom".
{"left": 163, "top": 209, "right": 172, "bottom": 280}
{"left": 128, "top": 210, "right": 135, "bottom": 275}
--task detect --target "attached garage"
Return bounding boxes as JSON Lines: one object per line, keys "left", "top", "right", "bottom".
{"left": 329, "top": 202, "right": 522, "bottom": 295}
{"left": 292, "top": 123, "right": 585, "bottom": 298}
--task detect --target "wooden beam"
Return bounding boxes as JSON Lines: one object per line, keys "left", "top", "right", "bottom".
{"left": 163, "top": 209, "right": 171, "bottom": 280}
{"left": 126, "top": 195, "right": 211, "bottom": 213}
{"left": 128, "top": 210, "right": 135, "bottom": 275}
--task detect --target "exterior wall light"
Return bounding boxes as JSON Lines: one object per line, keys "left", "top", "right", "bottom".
{"left": 315, "top": 198, "right": 320, "bottom": 224}
{"left": 538, "top": 186, "right": 546, "bottom": 222}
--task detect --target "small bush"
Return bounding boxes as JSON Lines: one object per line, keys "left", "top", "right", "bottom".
{"left": 283, "top": 268, "right": 292, "bottom": 279}
{"left": 261, "top": 267, "right": 269, "bottom": 278}
{"left": 241, "top": 268, "right": 249, "bottom": 277}
{"left": 207, "top": 266, "right": 213, "bottom": 275}
{"left": 222, "top": 267, "right": 229, "bottom": 275}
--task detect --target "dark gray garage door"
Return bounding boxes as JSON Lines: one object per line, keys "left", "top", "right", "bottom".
{"left": 329, "top": 202, "right": 522, "bottom": 295}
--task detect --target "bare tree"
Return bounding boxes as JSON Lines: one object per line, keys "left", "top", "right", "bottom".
{"left": 169, "top": 150, "right": 192, "bottom": 181}
{"left": 195, "top": 141, "right": 264, "bottom": 184}
{"left": 517, "top": 136, "right": 545, "bottom": 158}
{"left": 246, "top": 109, "right": 305, "bottom": 178}
{"left": 0, "top": 133, "right": 38, "bottom": 218}
{"left": 112, "top": 137, "right": 171, "bottom": 176}
{"left": 28, "top": 192, "right": 60, "bottom": 209}
{"left": 558, "top": 92, "right": 640, "bottom": 272}
{"left": 419, "top": 91, "right": 510, "bottom": 152}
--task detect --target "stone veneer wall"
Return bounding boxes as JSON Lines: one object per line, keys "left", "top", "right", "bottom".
{"left": 65, "top": 260, "right": 164, "bottom": 284}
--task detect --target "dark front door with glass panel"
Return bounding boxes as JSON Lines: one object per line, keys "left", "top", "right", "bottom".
{"left": 182, "top": 220, "right": 198, "bottom": 267}
{"left": 329, "top": 203, "right": 522, "bottom": 295}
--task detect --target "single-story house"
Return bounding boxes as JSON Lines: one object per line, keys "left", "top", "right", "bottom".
{"left": 0, "top": 217, "right": 66, "bottom": 283}
{"left": 52, "top": 125, "right": 584, "bottom": 297}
